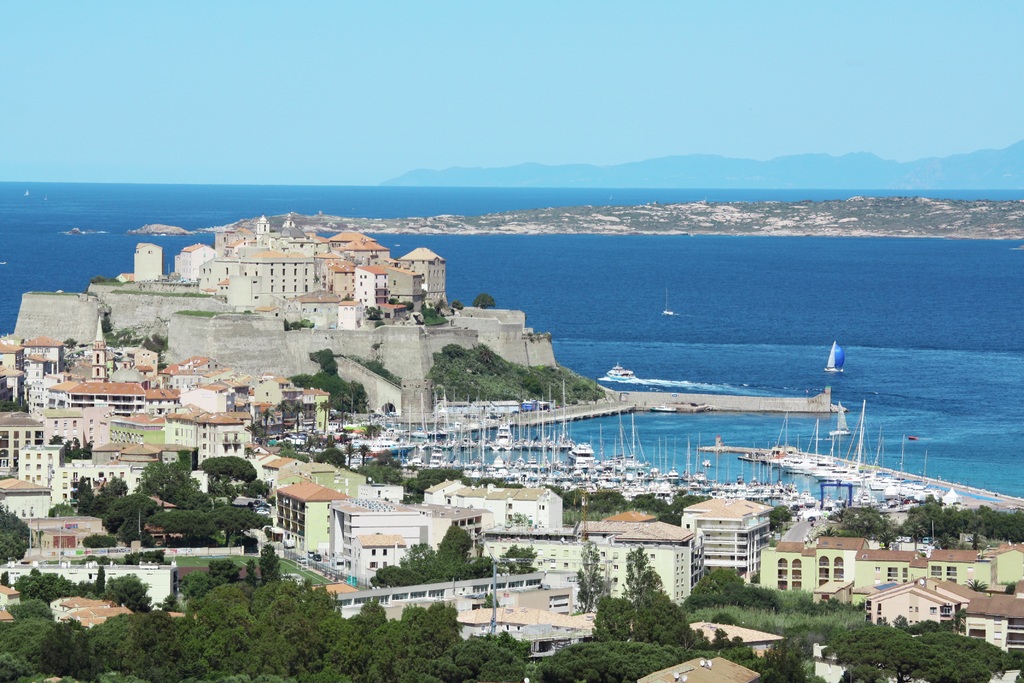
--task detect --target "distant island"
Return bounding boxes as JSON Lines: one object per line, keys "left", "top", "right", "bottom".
{"left": 237, "top": 197, "right": 1024, "bottom": 239}
{"left": 383, "top": 140, "right": 1024, "bottom": 190}
{"left": 127, "top": 223, "right": 193, "bottom": 235}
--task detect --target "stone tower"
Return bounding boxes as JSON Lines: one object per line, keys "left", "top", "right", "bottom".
{"left": 91, "top": 316, "right": 108, "bottom": 381}
{"left": 255, "top": 215, "right": 271, "bottom": 236}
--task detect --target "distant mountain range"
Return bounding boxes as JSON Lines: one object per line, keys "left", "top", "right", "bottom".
{"left": 382, "top": 140, "right": 1024, "bottom": 189}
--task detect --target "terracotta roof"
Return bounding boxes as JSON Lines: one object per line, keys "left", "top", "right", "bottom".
{"left": 816, "top": 536, "right": 868, "bottom": 551}
{"left": 0, "top": 586, "right": 19, "bottom": 597}
{"left": 457, "top": 607, "right": 595, "bottom": 631}
{"left": 399, "top": 247, "right": 444, "bottom": 262}
{"left": 0, "top": 478, "right": 50, "bottom": 492}
{"left": 356, "top": 533, "right": 406, "bottom": 548}
{"left": 327, "top": 231, "right": 369, "bottom": 242}
{"left": 276, "top": 481, "right": 350, "bottom": 503}
{"left": 928, "top": 549, "right": 982, "bottom": 563}
{"left": 967, "top": 594, "right": 1024, "bottom": 619}
{"left": 773, "top": 541, "right": 807, "bottom": 553}
{"left": 22, "top": 336, "right": 65, "bottom": 347}
{"left": 357, "top": 265, "right": 389, "bottom": 275}
{"left": 56, "top": 382, "right": 146, "bottom": 396}
{"left": 603, "top": 510, "right": 656, "bottom": 523}
{"left": 145, "top": 388, "right": 179, "bottom": 400}
{"left": 320, "top": 582, "right": 359, "bottom": 595}
{"left": 855, "top": 548, "right": 918, "bottom": 562}
{"left": 690, "top": 621, "right": 784, "bottom": 645}
{"left": 182, "top": 244, "right": 213, "bottom": 253}
{"left": 684, "top": 498, "right": 772, "bottom": 518}
{"left": 0, "top": 610, "right": 14, "bottom": 622}
{"left": 581, "top": 520, "right": 694, "bottom": 543}
{"left": 638, "top": 657, "right": 760, "bottom": 683}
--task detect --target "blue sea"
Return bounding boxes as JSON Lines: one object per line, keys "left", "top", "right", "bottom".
{"left": 3, "top": 183, "right": 1024, "bottom": 496}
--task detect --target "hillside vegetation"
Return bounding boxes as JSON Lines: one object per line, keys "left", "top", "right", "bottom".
{"left": 427, "top": 344, "right": 606, "bottom": 403}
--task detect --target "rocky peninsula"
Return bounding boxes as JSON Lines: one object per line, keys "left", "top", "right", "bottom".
{"left": 223, "top": 197, "right": 1024, "bottom": 240}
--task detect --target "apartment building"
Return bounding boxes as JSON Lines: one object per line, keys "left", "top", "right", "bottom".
{"left": 681, "top": 498, "right": 771, "bottom": 577}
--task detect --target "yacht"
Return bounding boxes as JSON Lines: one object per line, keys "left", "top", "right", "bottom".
{"left": 606, "top": 363, "right": 635, "bottom": 379}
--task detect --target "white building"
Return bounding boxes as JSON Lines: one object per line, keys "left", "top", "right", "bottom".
{"left": 0, "top": 478, "right": 52, "bottom": 519}
{"left": 424, "top": 481, "right": 563, "bottom": 529}
{"left": 351, "top": 533, "right": 409, "bottom": 586}
{"left": 681, "top": 498, "right": 771, "bottom": 578}
{"left": 2, "top": 561, "right": 178, "bottom": 604}
{"left": 328, "top": 498, "right": 430, "bottom": 585}
{"left": 174, "top": 244, "right": 217, "bottom": 281}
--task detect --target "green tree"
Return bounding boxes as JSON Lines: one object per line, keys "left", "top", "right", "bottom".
{"left": 691, "top": 567, "right": 745, "bottom": 596}
{"left": 7, "top": 597, "right": 53, "bottom": 620}
{"left": 259, "top": 544, "right": 282, "bottom": 584}
{"left": 96, "top": 565, "right": 106, "bottom": 594}
{"left": 14, "top": 569, "right": 77, "bottom": 603}
{"left": 576, "top": 540, "right": 607, "bottom": 613}
{"left": 48, "top": 503, "right": 76, "bottom": 517}
{"left": 105, "top": 575, "right": 152, "bottom": 612}
{"left": 83, "top": 533, "right": 118, "bottom": 548}
{"left": 0, "top": 652, "right": 34, "bottom": 683}
{"left": 75, "top": 478, "right": 96, "bottom": 516}
{"left": 768, "top": 505, "right": 792, "bottom": 532}
{"left": 472, "top": 293, "right": 496, "bottom": 309}
{"left": 139, "top": 461, "right": 205, "bottom": 509}
{"left": 38, "top": 620, "right": 97, "bottom": 680}
{"left": 0, "top": 504, "right": 29, "bottom": 561}
{"left": 623, "top": 546, "right": 663, "bottom": 609}
{"left": 762, "top": 639, "right": 808, "bottom": 683}
{"left": 826, "top": 626, "right": 926, "bottom": 683}
{"left": 437, "top": 525, "right": 473, "bottom": 564}
{"left": 500, "top": 545, "right": 537, "bottom": 574}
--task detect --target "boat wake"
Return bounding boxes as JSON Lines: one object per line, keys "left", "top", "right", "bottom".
{"left": 599, "top": 375, "right": 769, "bottom": 395}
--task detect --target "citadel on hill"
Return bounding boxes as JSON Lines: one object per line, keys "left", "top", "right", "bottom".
{"left": 10, "top": 214, "right": 556, "bottom": 421}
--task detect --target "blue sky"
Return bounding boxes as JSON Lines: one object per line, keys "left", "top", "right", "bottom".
{"left": 2, "top": 2, "right": 1022, "bottom": 185}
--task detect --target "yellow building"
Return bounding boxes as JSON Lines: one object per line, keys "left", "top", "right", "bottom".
{"left": 764, "top": 537, "right": 1006, "bottom": 596}
{"left": 484, "top": 520, "right": 702, "bottom": 603}
{"left": 276, "top": 480, "right": 350, "bottom": 554}
{"left": 966, "top": 583, "right": 1024, "bottom": 653}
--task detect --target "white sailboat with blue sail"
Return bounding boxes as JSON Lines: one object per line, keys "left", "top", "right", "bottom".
{"left": 825, "top": 341, "right": 845, "bottom": 373}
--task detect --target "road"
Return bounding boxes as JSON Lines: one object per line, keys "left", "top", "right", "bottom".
{"left": 783, "top": 520, "right": 813, "bottom": 543}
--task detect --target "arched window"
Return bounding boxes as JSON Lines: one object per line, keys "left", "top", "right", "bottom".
{"left": 833, "top": 557, "right": 845, "bottom": 580}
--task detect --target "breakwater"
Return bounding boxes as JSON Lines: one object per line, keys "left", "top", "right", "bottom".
{"left": 622, "top": 388, "right": 833, "bottom": 414}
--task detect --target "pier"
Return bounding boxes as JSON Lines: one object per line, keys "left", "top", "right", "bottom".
{"left": 514, "top": 387, "right": 833, "bottom": 428}
{"left": 622, "top": 387, "right": 833, "bottom": 414}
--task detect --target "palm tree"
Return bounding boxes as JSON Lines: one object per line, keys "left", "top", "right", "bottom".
{"left": 876, "top": 528, "right": 897, "bottom": 549}
{"left": 343, "top": 442, "right": 355, "bottom": 470}
{"left": 966, "top": 579, "right": 989, "bottom": 593}
{"left": 316, "top": 400, "right": 332, "bottom": 434}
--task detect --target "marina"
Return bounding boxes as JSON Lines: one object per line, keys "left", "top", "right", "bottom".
{"left": 344, "top": 390, "right": 1024, "bottom": 514}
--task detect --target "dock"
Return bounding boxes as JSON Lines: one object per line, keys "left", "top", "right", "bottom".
{"left": 515, "top": 387, "right": 834, "bottom": 427}
{"left": 623, "top": 387, "right": 834, "bottom": 414}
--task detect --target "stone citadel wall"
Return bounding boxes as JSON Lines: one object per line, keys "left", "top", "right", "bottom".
{"left": 14, "top": 290, "right": 557, "bottom": 414}
{"left": 13, "top": 293, "right": 102, "bottom": 342}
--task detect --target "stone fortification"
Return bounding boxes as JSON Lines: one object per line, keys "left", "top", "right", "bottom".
{"left": 165, "top": 312, "right": 550, "bottom": 382}
{"left": 89, "top": 284, "right": 232, "bottom": 338}
{"left": 13, "top": 293, "right": 102, "bottom": 342}
{"left": 334, "top": 356, "right": 403, "bottom": 415}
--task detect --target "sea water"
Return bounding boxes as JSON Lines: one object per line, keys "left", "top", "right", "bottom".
{"left": 1, "top": 183, "right": 1022, "bottom": 495}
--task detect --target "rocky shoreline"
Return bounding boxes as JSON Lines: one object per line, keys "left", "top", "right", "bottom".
{"left": 220, "top": 197, "right": 1024, "bottom": 240}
